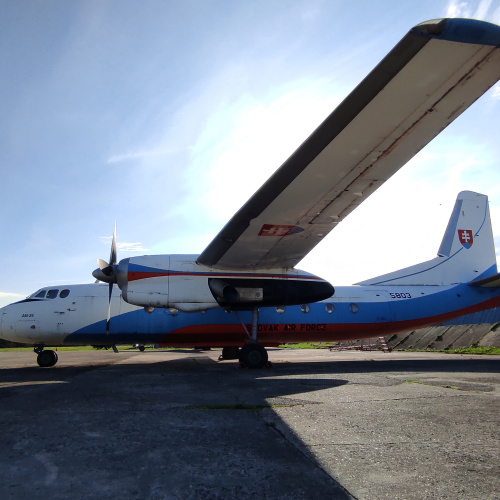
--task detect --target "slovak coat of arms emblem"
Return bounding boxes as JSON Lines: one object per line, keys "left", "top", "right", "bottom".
{"left": 458, "top": 229, "right": 473, "bottom": 249}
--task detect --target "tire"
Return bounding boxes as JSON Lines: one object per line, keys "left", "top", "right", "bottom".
{"left": 239, "top": 343, "right": 268, "bottom": 369}
{"left": 37, "top": 350, "right": 58, "bottom": 368}
{"left": 221, "top": 347, "right": 240, "bottom": 360}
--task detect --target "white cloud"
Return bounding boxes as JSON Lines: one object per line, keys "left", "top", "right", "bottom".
{"left": 0, "top": 292, "right": 24, "bottom": 299}
{"left": 185, "top": 80, "right": 342, "bottom": 225}
{"left": 117, "top": 242, "right": 149, "bottom": 253}
{"left": 474, "top": 0, "right": 493, "bottom": 20}
{"left": 107, "top": 150, "right": 163, "bottom": 164}
{"left": 445, "top": 0, "right": 494, "bottom": 19}
{"left": 99, "top": 236, "right": 148, "bottom": 254}
{"left": 446, "top": 0, "right": 471, "bottom": 18}
{"left": 0, "top": 292, "right": 25, "bottom": 309}
{"left": 492, "top": 5, "right": 500, "bottom": 24}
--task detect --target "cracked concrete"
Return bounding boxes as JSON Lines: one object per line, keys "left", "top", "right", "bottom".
{"left": 0, "top": 349, "right": 499, "bottom": 499}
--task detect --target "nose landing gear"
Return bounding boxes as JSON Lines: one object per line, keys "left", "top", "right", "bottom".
{"left": 34, "top": 345, "right": 58, "bottom": 367}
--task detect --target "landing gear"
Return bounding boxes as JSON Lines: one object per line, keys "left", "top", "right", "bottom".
{"left": 239, "top": 343, "right": 268, "bottom": 369}
{"left": 236, "top": 307, "right": 270, "bottom": 369}
{"left": 221, "top": 347, "right": 240, "bottom": 360}
{"left": 36, "top": 349, "right": 58, "bottom": 367}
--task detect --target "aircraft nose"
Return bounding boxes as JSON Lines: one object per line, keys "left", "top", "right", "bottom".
{"left": 0, "top": 305, "right": 16, "bottom": 343}
{"left": 0, "top": 307, "right": 5, "bottom": 339}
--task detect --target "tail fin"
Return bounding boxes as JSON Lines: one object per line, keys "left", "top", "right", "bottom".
{"left": 358, "top": 191, "right": 498, "bottom": 286}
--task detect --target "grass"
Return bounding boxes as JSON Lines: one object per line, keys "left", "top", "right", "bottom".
{"left": 1, "top": 345, "right": 499, "bottom": 355}
{"left": 0, "top": 346, "right": 98, "bottom": 352}
{"left": 403, "top": 346, "right": 500, "bottom": 355}
{"left": 442, "top": 346, "right": 500, "bottom": 355}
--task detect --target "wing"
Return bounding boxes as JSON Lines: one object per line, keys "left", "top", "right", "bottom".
{"left": 198, "top": 18, "right": 500, "bottom": 271}
{"left": 470, "top": 273, "right": 500, "bottom": 287}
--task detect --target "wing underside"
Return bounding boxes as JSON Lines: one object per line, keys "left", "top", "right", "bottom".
{"left": 470, "top": 273, "right": 500, "bottom": 288}
{"left": 198, "top": 18, "right": 500, "bottom": 271}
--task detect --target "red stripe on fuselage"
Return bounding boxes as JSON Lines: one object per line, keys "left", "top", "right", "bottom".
{"left": 127, "top": 271, "right": 325, "bottom": 282}
{"left": 128, "top": 271, "right": 170, "bottom": 281}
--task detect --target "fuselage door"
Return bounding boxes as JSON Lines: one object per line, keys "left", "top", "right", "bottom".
{"left": 371, "top": 292, "right": 393, "bottom": 322}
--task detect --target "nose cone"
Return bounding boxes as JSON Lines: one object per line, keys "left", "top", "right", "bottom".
{"left": 92, "top": 267, "right": 116, "bottom": 284}
{"left": 0, "top": 305, "right": 13, "bottom": 343}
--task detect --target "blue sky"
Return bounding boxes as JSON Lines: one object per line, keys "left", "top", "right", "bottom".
{"left": 1, "top": 0, "right": 500, "bottom": 307}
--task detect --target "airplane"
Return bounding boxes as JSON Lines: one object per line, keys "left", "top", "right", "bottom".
{"left": 1, "top": 18, "right": 500, "bottom": 368}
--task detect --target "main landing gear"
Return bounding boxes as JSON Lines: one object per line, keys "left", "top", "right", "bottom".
{"left": 236, "top": 307, "right": 270, "bottom": 369}
{"left": 221, "top": 347, "right": 240, "bottom": 360}
{"left": 220, "top": 344, "right": 268, "bottom": 368}
{"left": 239, "top": 343, "right": 268, "bottom": 369}
{"left": 34, "top": 345, "right": 58, "bottom": 367}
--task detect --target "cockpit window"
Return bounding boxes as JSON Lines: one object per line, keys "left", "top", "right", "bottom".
{"left": 34, "top": 290, "right": 46, "bottom": 298}
{"left": 59, "top": 289, "right": 70, "bottom": 298}
{"left": 46, "top": 289, "right": 59, "bottom": 299}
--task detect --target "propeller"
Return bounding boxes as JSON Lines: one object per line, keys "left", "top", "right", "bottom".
{"left": 92, "top": 224, "right": 117, "bottom": 335}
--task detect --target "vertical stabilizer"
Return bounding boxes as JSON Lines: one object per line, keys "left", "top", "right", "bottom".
{"left": 358, "top": 191, "right": 497, "bottom": 286}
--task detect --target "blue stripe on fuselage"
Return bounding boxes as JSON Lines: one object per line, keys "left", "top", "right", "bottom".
{"left": 63, "top": 283, "right": 500, "bottom": 345}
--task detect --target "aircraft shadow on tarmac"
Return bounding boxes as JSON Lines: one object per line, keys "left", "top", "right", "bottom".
{"left": 0, "top": 354, "right": 355, "bottom": 499}
{"left": 1, "top": 352, "right": 499, "bottom": 498}
{"left": 1, "top": 352, "right": 499, "bottom": 388}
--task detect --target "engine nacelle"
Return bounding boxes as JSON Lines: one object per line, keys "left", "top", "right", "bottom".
{"left": 114, "top": 254, "right": 334, "bottom": 312}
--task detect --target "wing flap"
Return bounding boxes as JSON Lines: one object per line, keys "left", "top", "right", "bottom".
{"left": 198, "top": 19, "right": 500, "bottom": 270}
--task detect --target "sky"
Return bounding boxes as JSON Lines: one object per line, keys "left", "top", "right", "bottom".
{"left": 1, "top": 0, "right": 500, "bottom": 308}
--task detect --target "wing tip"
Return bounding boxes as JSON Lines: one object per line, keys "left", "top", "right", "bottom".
{"left": 413, "top": 18, "right": 500, "bottom": 47}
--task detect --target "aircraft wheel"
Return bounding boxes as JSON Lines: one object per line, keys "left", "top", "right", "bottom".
{"left": 37, "top": 350, "right": 58, "bottom": 368}
{"left": 138, "top": 345, "right": 145, "bottom": 352}
{"left": 239, "top": 343, "right": 268, "bottom": 369}
{"left": 221, "top": 347, "right": 240, "bottom": 360}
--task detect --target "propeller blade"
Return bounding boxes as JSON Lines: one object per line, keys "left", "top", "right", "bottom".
{"left": 97, "top": 259, "right": 114, "bottom": 278}
{"left": 95, "top": 225, "right": 118, "bottom": 283}
{"left": 109, "top": 223, "right": 117, "bottom": 266}
{"left": 106, "top": 282, "right": 113, "bottom": 335}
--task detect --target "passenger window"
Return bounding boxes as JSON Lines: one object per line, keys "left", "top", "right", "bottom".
{"left": 349, "top": 303, "right": 359, "bottom": 313}
{"left": 300, "top": 304, "right": 310, "bottom": 313}
{"left": 59, "top": 289, "right": 70, "bottom": 298}
{"left": 35, "top": 290, "right": 46, "bottom": 298}
{"left": 46, "top": 289, "right": 59, "bottom": 299}
{"left": 275, "top": 306, "right": 285, "bottom": 314}
{"left": 325, "top": 303, "right": 334, "bottom": 314}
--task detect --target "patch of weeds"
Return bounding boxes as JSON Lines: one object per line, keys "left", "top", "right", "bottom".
{"left": 445, "top": 347, "right": 500, "bottom": 355}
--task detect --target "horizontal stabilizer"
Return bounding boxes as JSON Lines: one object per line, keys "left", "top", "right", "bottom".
{"left": 469, "top": 273, "right": 500, "bottom": 287}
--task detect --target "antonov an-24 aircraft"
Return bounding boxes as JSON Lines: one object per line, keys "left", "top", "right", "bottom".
{"left": 2, "top": 18, "right": 500, "bottom": 368}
